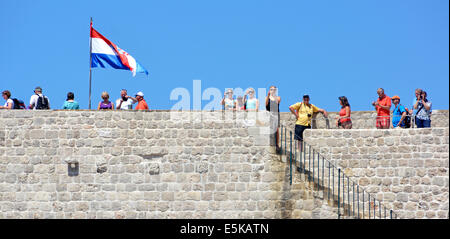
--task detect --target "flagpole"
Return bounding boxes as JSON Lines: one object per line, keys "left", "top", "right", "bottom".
{"left": 89, "top": 17, "right": 93, "bottom": 110}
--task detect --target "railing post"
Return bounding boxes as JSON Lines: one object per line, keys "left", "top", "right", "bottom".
{"left": 338, "top": 168, "right": 341, "bottom": 219}
{"left": 368, "top": 194, "right": 371, "bottom": 219}
{"left": 357, "top": 185, "right": 360, "bottom": 219}
{"left": 317, "top": 152, "right": 320, "bottom": 188}
{"left": 322, "top": 157, "right": 324, "bottom": 191}
{"left": 289, "top": 131, "right": 292, "bottom": 185}
{"left": 312, "top": 149, "right": 315, "bottom": 186}
{"left": 328, "top": 161, "right": 330, "bottom": 201}
{"left": 379, "top": 200, "right": 381, "bottom": 219}
{"left": 362, "top": 191, "right": 365, "bottom": 219}
{"left": 303, "top": 141, "right": 306, "bottom": 174}
{"left": 332, "top": 167, "right": 335, "bottom": 201}
{"left": 347, "top": 177, "right": 350, "bottom": 216}
{"left": 374, "top": 198, "right": 376, "bottom": 219}
{"left": 353, "top": 182, "right": 355, "bottom": 218}
{"left": 342, "top": 172, "right": 345, "bottom": 218}
{"left": 308, "top": 145, "right": 311, "bottom": 182}
{"left": 390, "top": 210, "right": 393, "bottom": 219}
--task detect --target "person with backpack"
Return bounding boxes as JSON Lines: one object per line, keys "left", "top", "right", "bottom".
{"left": 29, "top": 86, "right": 50, "bottom": 110}
{"left": 0, "top": 90, "right": 14, "bottom": 109}
{"left": 391, "top": 95, "right": 409, "bottom": 128}
{"left": 289, "top": 94, "right": 328, "bottom": 152}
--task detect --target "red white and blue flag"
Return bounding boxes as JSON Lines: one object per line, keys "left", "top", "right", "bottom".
{"left": 90, "top": 24, "right": 148, "bottom": 76}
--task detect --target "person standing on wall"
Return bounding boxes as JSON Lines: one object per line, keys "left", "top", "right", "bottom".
{"left": 336, "top": 96, "right": 352, "bottom": 129}
{"left": 221, "top": 89, "right": 236, "bottom": 110}
{"left": 134, "top": 92, "right": 149, "bottom": 110}
{"left": 413, "top": 90, "right": 432, "bottom": 128}
{"left": 62, "top": 92, "right": 80, "bottom": 110}
{"left": 116, "top": 89, "right": 137, "bottom": 110}
{"left": 244, "top": 88, "right": 259, "bottom": 111}
{"left": 266, "top": 86, "right": 281, "bottom": 151}
{"left": 289, "top": 94, "right": 327, "bottom": 152}
{"left": 0, "top": 90, "right": 14, "bottom": 109}
{"left": 391, "top": 95, "right": 407, "bottom": 128}
{"left": 29, "top": 86, "right": 50, "bottom": 110}
{"left": 372, "top": 88, "right": 391, "bottom": 129}
{"left": 98, "top": 92, "right": 114, "bottom": 110}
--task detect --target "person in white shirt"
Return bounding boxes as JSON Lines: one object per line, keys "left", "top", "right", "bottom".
{"left": 29, "top": 86, "right": 50, "bottom": 110}
{"left": 116, "top": 89, "right": 137, "bottom": 110}
{"left": 0, "top": 90, "right": 14, "bottom": 109}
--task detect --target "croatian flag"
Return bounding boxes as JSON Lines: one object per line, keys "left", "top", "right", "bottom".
{"left": 90, "top": 24, "right": 148, "bottom": 76}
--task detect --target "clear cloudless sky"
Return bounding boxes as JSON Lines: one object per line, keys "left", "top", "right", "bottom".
{"left": 1, "top": 0, "right": 448, "bottom": 111}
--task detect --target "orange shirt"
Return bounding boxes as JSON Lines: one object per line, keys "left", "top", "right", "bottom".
{"left": 376, "top": 95, "right": 391, "bottom": 116}
{"left": 135, "top": 99, "right": 149, "bottom": 110}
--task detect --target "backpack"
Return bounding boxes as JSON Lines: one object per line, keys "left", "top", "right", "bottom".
{"left": 11, "top": 98, "right": 25, "bottom": 109}
{"left": 395, "top": 104, "right": 411, "bottom": 128}
{"left": 35, "top": 95, "right": 49, "bottom": 109}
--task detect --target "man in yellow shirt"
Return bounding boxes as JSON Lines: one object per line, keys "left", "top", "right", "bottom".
{"left": 289, "top": 95, "right": 328, "bottom": 151}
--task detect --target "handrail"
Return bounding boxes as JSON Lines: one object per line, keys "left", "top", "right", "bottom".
{"left": 278, "top": 123, "right": 398, "bottom": 219}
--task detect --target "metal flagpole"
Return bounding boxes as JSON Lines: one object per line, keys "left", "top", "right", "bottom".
{"left": 89, "top": 17, "right": 93, "bottom": 110}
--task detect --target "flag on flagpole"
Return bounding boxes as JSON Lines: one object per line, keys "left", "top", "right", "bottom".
{"left": 90, "top": 24, "right": 148, "bottom": 76}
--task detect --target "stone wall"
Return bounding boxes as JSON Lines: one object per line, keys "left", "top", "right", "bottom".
{"left": 303, "top": 128, "right": 449, "bottom": 219}
{"left": 0, "top": 110, "right": 447, "bottom": 219}
{"left": 280, "top": 110, "right": 449, "bottom": 130}
{"left": 0, "top": 110, "right": 337, "bottom": 219}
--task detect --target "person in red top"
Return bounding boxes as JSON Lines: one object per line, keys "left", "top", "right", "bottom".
{"left": 372, "top": 88, "right": 391, "bottom": 129}
{"left": 134, "top": 92, "right": 149, "bottom": 110}
{"left": 336, "top": 96, "right": 352, "bottom": 129}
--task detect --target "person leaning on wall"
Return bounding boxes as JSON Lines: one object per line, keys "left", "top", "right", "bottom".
{"left": 289, "top": 94, "right": 328, "bottom": 152}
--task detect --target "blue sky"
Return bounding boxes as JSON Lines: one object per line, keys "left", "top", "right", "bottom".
{"left": 1, "top": 0, "right": 448, "bottom": 111}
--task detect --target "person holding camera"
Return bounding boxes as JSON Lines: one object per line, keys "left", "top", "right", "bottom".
{"left": 412, "top": 89, "right": 432, "bottom": 128}
{"left": 221, "top": 89, "right": 236, "bottom": 110}
{"left": 289, "top": 94, "right": 328, "bottom": 151}
{"left": 372, "top": 88, "right": 391, "bottom": 129}
{"left": 116, "top": 89, "right": 137, "bottom": 110}
{"left": 336, "top": 96, "right": 352, "bottom": 129}
{"left": 244, "top": 88, "right": 259, "bottom": 111}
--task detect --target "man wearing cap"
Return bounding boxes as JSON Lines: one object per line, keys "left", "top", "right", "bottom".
{"left": 391, "top": 95, "right": 407, "bottom": 128}
{"left": 29, "top": 86, "right": 50, "bottom": 110}
{"left": 289, "top": 94, "right": 328, "bottom": 151}
{"left": 116, "top": 89, "right": 137, "bottom": 110}
{"left": 135, "top": 92, "right": 149, "bottom": 110}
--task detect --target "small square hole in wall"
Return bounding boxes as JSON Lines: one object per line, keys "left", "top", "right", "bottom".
{"left": 68, "top": 163, "right": 79, "bottom": 176}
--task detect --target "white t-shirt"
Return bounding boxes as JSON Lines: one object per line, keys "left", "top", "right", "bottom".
{"left": 29, "top": 94, "right": 50, "bottom": 110}
{"left": 116, "top": 98, "right": 135, "bottom": 110}
{"left": 4, "top": 99, "right": 14, "bottom": 108}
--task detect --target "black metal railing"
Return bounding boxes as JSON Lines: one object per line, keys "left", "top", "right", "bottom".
{"left": 278, "top": 123, "right": 398, "bottom": 219}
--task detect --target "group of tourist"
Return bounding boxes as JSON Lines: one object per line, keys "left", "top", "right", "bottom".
{"left": 0, "top": 86, "right": 434, "bottom": 140}
{"left": 0, "top": 87, "right": 149, "bottom": 111}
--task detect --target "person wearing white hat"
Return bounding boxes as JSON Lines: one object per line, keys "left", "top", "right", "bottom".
{"left": 134, "top": 91, "right": 149, "bottom": 110}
